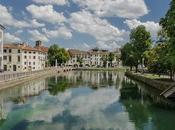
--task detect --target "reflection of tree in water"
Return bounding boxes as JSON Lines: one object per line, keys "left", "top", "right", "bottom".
{"left": 11, "top": 97, "right": 26, "bottom": 104}
{"left": 108, "top": 72, "right": 114, "bottom": 86}
{"left": 48, "top": 76, "right": 72, "bottom": 95}
{"left": 120, "top": 78, "right": 151, "bottom": 130}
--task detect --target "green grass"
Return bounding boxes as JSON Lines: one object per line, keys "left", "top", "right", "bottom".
{"left": 134, "top": 72, "right": 170, "bottom": 80}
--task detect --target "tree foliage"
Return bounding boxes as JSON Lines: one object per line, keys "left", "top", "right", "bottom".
{"left": 108, "top": 52, "right": 115, "bottom": 67}
{"left": 159, "top": 0, "right": 175, "bottom": 80}
{"left": 48, "top": 44, "right": 70, "bottom": 66}
{"left": 121, "top": 25, "right": 152, "bottom": 72}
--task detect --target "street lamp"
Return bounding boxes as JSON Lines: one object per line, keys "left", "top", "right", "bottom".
{"left": 0, "top": 24, "right": 5, "bottom": 71}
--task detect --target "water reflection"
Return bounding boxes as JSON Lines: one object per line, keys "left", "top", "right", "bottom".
{"left": 0, "top": 71, "right": 175, "bottom": 130}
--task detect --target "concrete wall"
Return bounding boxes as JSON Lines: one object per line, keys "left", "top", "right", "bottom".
{"left": 125, "top": 72, "right": 172, "bottom": 91}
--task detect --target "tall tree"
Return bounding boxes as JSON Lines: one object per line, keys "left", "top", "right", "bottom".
{"left": 130, "top": 25, "right": 152, "bottom": 72}
{"left": 160, "top": 0, "right": 175, "bottom": 80}
{"left": 121, "top": 43, "right": 138, "bottom": 71}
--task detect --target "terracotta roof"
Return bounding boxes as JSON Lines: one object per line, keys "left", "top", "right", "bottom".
{"left": 68, "top": 49, "right": 110, "bottom": 56}
{"left": 35, "top": 46, "right": 48, "bottom": 53}
{"left": 68, "top": 49, "right": 89, "bottom": 56}
{"left": 4, "top": 43, "right": 48, "bottom": 52}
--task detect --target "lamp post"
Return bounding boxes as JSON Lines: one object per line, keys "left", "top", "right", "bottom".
{"left": 0, "top": 24, "right": 5, "bottom": 71}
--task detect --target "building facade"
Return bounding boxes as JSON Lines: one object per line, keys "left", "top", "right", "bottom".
{"left": 3, "top": 41, "right": 48, "bottom": 72}
{"left": 0, "top": 25, "right": 5, "bottom": 71}
{"left": 67, "top": 48, "right": 121, "bottom": 67}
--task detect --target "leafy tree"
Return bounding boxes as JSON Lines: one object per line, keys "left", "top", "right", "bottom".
{"left": 108, "top": 52, "right": 115, "bottom": 67}
{"left": 77, "top": 56, "right": 83, "bottom": 67}
{"left": 48, "top": 44, "right": 70, "bottom": 66}
{"left": 121, "top": 43, "right": 138, "bottom": 71}
{"left": 130, "top": 25, "right": 152, "bottom": 72}
{"left": 101, "top": 55, "right": 108, "bottom": 68}
{"left": 160, "top": 0, "right": 175, "bottom": 80}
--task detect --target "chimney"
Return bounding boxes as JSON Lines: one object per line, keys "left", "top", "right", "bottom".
{"left": 35, "top": 40, "right": 43, "bottom": 47}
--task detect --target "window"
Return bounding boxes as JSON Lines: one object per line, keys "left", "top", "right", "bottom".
{"left": 18, "top": 56, "right": 20, "bottom": 62}
{"left": 29, "top": 62, "right": 31, "bottom": 65}
{"left": 9, "top": 56, "right": 11, "bottom": 62}
{"left": 33, "top": 56, "right": 36, "bottom": 59}
{"left": 33, "top": 52, "right": 36, "bottom": 54}
{"left": 24, "top": 51, "right": 27, "bottom": 54}
{"left": 3, "top": 49, "right": 6, "bottom": 53}
{"left": 24, "top": 56, "right": 27, "bottom": 59}
{"left": 33, "top": 62, "right": 35, "bottom": 65}
{"left": 29, "top": 51, "right": 31, "bottom": 54}
{"left": 18, "top": 66, "right": 20, "bottom": 68}
{"left": 29, "top": 56, "right": 31, "bottom": 59}
{"left": 18, "top": 50, "right": 20, "bottom": 53}
{"left": 9, "top": 49, "right": 12, "bottom": 53}
{"left": 3, "top": 56, "right": 7, "bottom": 60}
{"left": 24, "top": 62, "right": 27, "bottom": 65}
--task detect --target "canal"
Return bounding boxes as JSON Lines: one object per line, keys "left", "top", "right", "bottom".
{"left": 0, "top": 71, "right": 175, "bottom": 130}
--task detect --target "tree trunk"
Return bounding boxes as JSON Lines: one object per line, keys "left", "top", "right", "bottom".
{"left": 135, "top": 65, "right": 138, "bottom": 73}
{"left": 170, "top": 69, "right": 173, "bottom": 81}
{"left": 130, "top": 66, "right": 133, "bottom": 71}
{"left": 141, "top": 58, "right": 144, "bottom": 74}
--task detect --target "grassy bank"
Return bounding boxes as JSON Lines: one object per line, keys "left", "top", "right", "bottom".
{"left": 125, "top": 71, "right": 174, "bottom": 91}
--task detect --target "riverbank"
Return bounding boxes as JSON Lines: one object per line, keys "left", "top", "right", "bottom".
{"left": 0, "top": 67, "right": 73, "bottom": 90}
{"left": 76, "top": 67, "right": 126, "bottom": 71}
{"left": 125, "top": 71, "right": 175, "bottom": 91}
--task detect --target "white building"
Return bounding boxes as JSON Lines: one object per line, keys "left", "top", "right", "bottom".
{"left": 0, "top": 24, "right": 5, "bottom": 71}
{"left": 67, "top": 48, "right": 121, "bottom": 67}
{"left": 3, "top": 41, "right": 48, "bottom": 72}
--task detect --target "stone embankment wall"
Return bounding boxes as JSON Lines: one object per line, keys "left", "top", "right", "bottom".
{"left": 125, "top": 72, "right": 172, "bottom": 91}
{"left": 0, "top": 67, "right": 73, "bottom": 90}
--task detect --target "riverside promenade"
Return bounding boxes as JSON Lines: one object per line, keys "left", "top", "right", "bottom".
{"left": 0, "top": 67, "right": 73, "bottom": 90}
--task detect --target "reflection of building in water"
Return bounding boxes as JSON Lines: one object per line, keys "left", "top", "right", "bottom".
{"left": 0, "top": 98, "right": 6, "bottom": 120}
{"left": 0, "top": 78, "right": 47, "bottom": 120}
{"left": 21, "top": 79, "right": 48, "bottom": 97}
{"left": 64, "top": 71, "right": 124, "bottom": 88}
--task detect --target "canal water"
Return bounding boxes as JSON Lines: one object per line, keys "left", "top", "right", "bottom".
{"left": 0, "top": 71, "right": 175, "bottom": 130}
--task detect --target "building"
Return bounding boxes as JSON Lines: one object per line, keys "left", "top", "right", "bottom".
{"left": 3, "top": 41, "right": 48, "bottom": 72}
{"left": 67, "top": 48, "right": 121, "bottom": 67}
{"left": 0, "top": 24, "right": 5, "bottom": 71}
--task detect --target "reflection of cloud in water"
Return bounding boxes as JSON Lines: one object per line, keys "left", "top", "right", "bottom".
{"left": 26, "top": 88, "right": 136, "bottom": 130}
{"left": 69, "top": 88, "right": 119, "bottom": 116}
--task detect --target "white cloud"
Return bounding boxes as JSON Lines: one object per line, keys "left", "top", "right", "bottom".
{"left": 42, "top": 26, "right": 72, "bottom": 39}
{"left": 26, "top": 4, "right": 66, "bottom": 24}
{"left": 32, "top": 0, "right": 68, "bottom": 5}
{"left": 0, "top": 4, "right": 29, "bottom": 28}
{"left": 69, "top": 11, "right": 128, "bottom": 49}
{"left": 73, "top": 0, "right": 149, "bottom": 18}
{"left": 4, "top": 32, "right": 21, "bottom": 43}
{"left": 28, "top": 30, "right": 49, "bottom": 42}
{"left": 124, "top": 19, "right": 161, "bottom": 38}
{"left": 30, "top": 19, "right": 45, "bottom": 28}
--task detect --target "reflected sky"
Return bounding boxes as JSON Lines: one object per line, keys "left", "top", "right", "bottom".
{"left": 0, "top": 71, "right": 175, "bottom": 130}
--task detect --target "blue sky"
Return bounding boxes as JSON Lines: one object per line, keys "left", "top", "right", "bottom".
{"left": 0, "top": 0, "right": 171, "bottom": 50}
